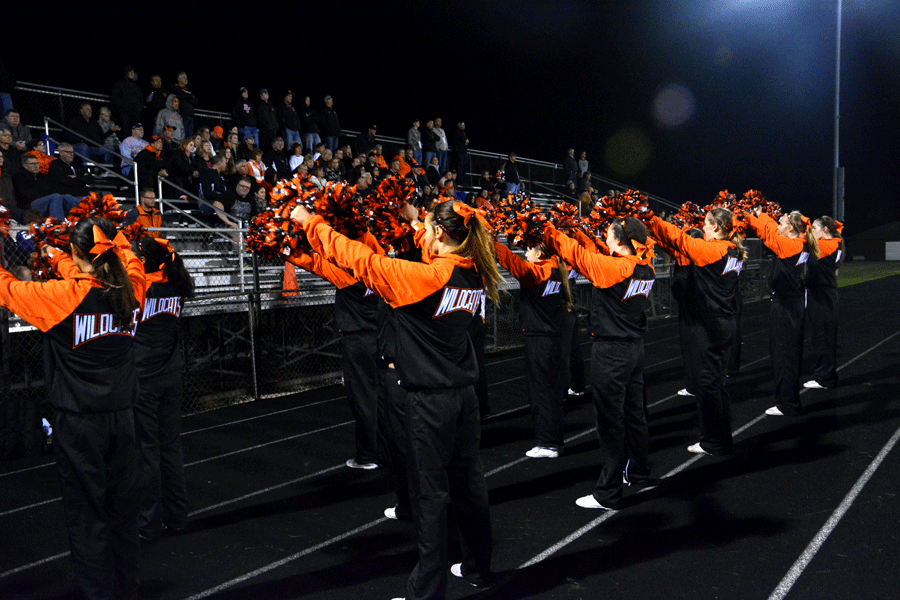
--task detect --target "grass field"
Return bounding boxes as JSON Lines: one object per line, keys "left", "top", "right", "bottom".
{"left": 838, "top": 261, "right": 900, "bottom": 287}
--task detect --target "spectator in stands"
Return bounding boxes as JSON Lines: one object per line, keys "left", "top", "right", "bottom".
{"left": 253, "top": 183, "right": 268, "bottom": 213}
{"left": 407, "top": 119, "right": 422, "bottom": 165}
{"left": 505, "top": 152, "right": 521, "bottom": 196}
{"left": 238, "top": 136, "right": 257, "bottom": 162}
{"left": 452, "top": 121, "right": 469, "bottom": 180}
{"left": 1, "top": 109, "right": 31, "bottom": 151}
{"left": 475, "top": 188, "right": 494, "bottom": 211}
{"left": 123, "top": 188, "right": 162, "bottom": 236}
{"left": 224, "top": 131, "right": 240, "bottom": 156}
{"left": 564, "top": 148, "right": 578, "bottom": 186}
{"left": 353, "top": 125, "right": 377, "bottom": 157}
{"left": 479, "top": 170, "right": 495, "bottom": 194}
{"left": 199, "top": 154, "right": 227, "bottom": 206}
{"left": 579, "top": 170, "right": 593, "bottom": 195}
{"left": 119, "top": 124, "right": 145, "bottom": 176}
{"left": 97, "top": 107, "right": 122, "bottom": 158}
{"left": 324, "top": 157, "right": 342, "bottom": 182}
{"left": 0, "top": 152, "right": 21, "bottom": 219}
{"left": 144, "top": 74, "right": 168, "bottom": 135}
{"left": 14, "top": 153, "right": 81, "bottom": 220}
{"left": 246, "top": 147, "right": 267, "bottom": 184}
{"left": 309, "top": 165, "right": 326, "bottom": 189}
{"left": 321, "top": 95, "right": 341, "bottom": 152}
{"left": 196, "top": 127, "right": 213, "bottom": 154}
{"left": 300, "top": 95, "right": 321, "bottom": 154}
{"left": 257, "top": 89, "right": 279, "bottom": 152}
{"left": 221, "top": 148, "right": 236, "bottom": 179}
{"left": 0, "top": 60, "right": 14, "bottom": 117}
{"left": 288, "top": 142, "right": 304, "bottom": 172}
{"left": 134, "top": 136, "right": 168, "bottom": 191}
{"left": 578, "top": 151, "right": 589, "bottom": 179}
{"left": 48, "top": 143, "right": 93, "bottom": 197}
{"left": 419, "top": 183, "right": 437, "bottom": 208}
{"left": 426, "top": 156, "right": 441, "bottom": 187}
{"left": 277, "top": 91, "right": 301, "bottom": 149}
{"left": 170, "top": 72, "right": 198, "bottom": 137}
{"left": 24, "top": 139, "right": 54, "bottom": 174}
{"left": 65, "top": 102, "right": 114, "bottom": 164}
{"left": 229, "top": 160, "right": 249, "bottom": 190}
{"left": 565, "top": 180, "right": 577, "bottom": 199}
{"left": 386, "top": 158, "right": 401, "bottom": 179}
{"left": 340, "top": 144, "right": 353, "bottom": 172}
{"left": 233, "top": 87, "right": 258, "bottom": 145}
{"left": 211, "top": 175, "right": 254, "bottom": 227}
{"left": 265, "top": 137, "right": 291, "bottom": 180}
{"left": 312, "top": 142, "right": 325, "bottom": 163}
{"left": 196, "top": 141, "right": 214, "bottom": 167}
{"left": 155, "top": 96, "right": 184, "bottom": 143}
{"left": 333, "top": 148, "right": 347, "bottom": 180}
{"left": 210, "top": 126, "right": 223, "bottom": 152}
{"left": 159, "top": 125, "right": 178, "bottom": 167}
{"left": 422, "top": 119, "right": 438, "bottom": 168}
{"left": 0, "top": 129, "right": 21, "bottom": 175}
{"left": 110, "top": 66, "right": 143, "bottom": 132}
{"left": 355, "top": 175, "right": 370, "bottom": 198}
{"left": 433, "top": 118, "right": 449, "bottom": 174}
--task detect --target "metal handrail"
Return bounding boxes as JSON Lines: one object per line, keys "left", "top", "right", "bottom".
{"left": 152, "top": 176, "right": 242, "bottom": 242}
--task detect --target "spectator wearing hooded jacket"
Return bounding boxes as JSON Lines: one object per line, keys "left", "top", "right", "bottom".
{"left": 154, "top": 96, "right": 184, "bottom": 143}
{"left": 233, "top": 87, "right": 258, "bottom": 146}
{"left": 110, "top": 66, "right": 143, "bottom": 132}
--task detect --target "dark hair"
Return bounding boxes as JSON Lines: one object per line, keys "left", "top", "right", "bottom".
{"left": 609, "top": 216, "right": 648, "bottom": 254}
{"left": 535, "top": 245, "right": 573, "bottom": 312}
{"left": 211, "top": 154, "right": 226, "bottom": 167}
{"left": 816, "top": 216, "right": 844, "bottom": 267}
{"left": 787, "top": 211, "right": 820, "bottom": 259}
{"left": 70, "top": 218, "right": 139, "bottom": 325}
{"left": 707, "top": 207, "right": 747, "bottom": 261}
{"left": 428, "top": 200, "right": 504, "bottom": 304}
{"left": 133, "top": 235, "right": 194, "bottom": 298}
{"left": 685, "top": 227, "right": 703, "bottom": 239}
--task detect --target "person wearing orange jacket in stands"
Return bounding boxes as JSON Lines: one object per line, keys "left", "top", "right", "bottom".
{"left": 494, "top": 240, "right": 573, "bottom": 458}
{"left": 291, "top": 199, "right": 502, "bottom": 600}
{"left": 745, "top": 208, "right": 820, "bottom": 416}
{"left": 0, "top": 218, "right": 146, "bottom": 600}
{"left": 649, "top": 208, "right": 745, "bottom": 455}
{"left": 543, "top": 217, "right": 655, "bottom": 510}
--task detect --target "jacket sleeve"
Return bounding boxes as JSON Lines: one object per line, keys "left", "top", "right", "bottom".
{"left": 544, "top": 224, "right": 635, "bottom": 289}
{"left": 573, "top": 230, "right": 604, "bottom": 254}
{"left": 303, "top": 215, "right": 452, "bottom": 308}
{"left": 747, "top": 213, "right": 804, "bottom": 259}
{"left": 649, "top": 217, "right": 728, "bottom": 267}
{"left": 285, "top": 250, "right": 358, "bottom": 289}
{"left": 0, "top": 267, "right": 92, "bottom": 332}
{"left": 493, "top": 241, "right": 547, "bottom": 289}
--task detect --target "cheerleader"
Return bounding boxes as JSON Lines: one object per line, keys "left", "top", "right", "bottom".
{"left": 544, "top": 217, "right": 655, "bottom": 510}
{"left": 131, "top": 235, "right": 194, "bottom": 540}
{"left": 0, "top": 218, "right": 145, "bottom": 600}
{"left": 649, "top": 209, "right": 745, "bottom": 455}
{"left": 291, "top": 199, "right": 501, "bottom": 599}
{"left": 804, "top": 217, "right": 843, "bottom": 389}
{"left": 746, "top": 209, "right": 819, "bottom": 416}
{"left": 494, "top": 240, "right": 573, "bottom": 458}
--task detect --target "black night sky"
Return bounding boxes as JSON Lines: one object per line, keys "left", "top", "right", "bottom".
{"left": 7, "top": 0, "right": 899, "bottom": 232}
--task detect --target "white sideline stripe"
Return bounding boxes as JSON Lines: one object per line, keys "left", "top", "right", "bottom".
{"left": 767, "top": 423, "right": 900, "bottom": 600}
{"left": 183, "top": 397, "right": 344, "bottom": 435}
{"left": 0, "top": 551, "right": 70, "bottom": 580}
{"left": 516, "top": 329, "right": 900, "bottom": 571}
{"left": 182, "top": 518, "right": 389, "bottom": 600}
{"left": 0, "top": 497, "right": 59, "bottom": 518}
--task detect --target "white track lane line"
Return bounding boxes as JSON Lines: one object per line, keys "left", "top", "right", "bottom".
{"left": 516, "top": 328, "right": 900, "bottom": 570}
{"left": 767, "top": 423, "right": 900, "bottom": 600}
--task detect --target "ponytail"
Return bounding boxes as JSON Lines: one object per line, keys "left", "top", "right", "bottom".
{"left": 816, "top": 216, "right": 845, "bottom": 268}
{"left": 708, "top": 207, "right": 747, "bottom": 262}
{"left": 134, "top": 235, "right": 195, "bottom": 298}
{"left": 69, "top": 218, "right": 138, "bottom": 326}
{"left": 429, "top": 200, "right": 504, "bottom": 305}
{"left": 789, "top": 211, "right": 820, "bottom": 259}
{"left": 536, "top": 245, "right": 572, "bottom": 312}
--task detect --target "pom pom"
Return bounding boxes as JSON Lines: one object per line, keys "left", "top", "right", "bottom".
{"left": 589, "top": 189, "right": 655, "bottom": 233}
{"left": 366, "top": 176, "right": 418, "bottom": 250}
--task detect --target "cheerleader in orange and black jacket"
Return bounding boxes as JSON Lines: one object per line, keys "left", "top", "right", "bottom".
{"left": 804, "top": 216, "right": 844, "bottom": 390}
{"left": 544, "top": 217, "right": 655, "bottom": 510}
{"left": 292, "top": 199, "right": 502, "bottom": 599}
{"left": 649, "top": 209, "right": 745, "bottom": 455}
{"left": 746, "top": 209, "right": 820, "bottom": 416}
{"left": 0, "top": 218, "right": 146, "bottom": 600}
{"left": 131, "top": 235, "right": 195, "bottom": 541}
{"left": 494, "top": 240, "right": 573, "bottom": 458}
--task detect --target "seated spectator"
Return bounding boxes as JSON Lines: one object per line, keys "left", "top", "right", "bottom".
{"left": 474, "top": 188, "right": 494, "bottom": 211}
{"left": 288, "top": 142, "right": 304, "bottom": 172}
{"left": 352, "top": 125, "right": 377, "bottom": 157}
{"left": 246, "top": 148, "right": 266, "bottom": 184}
{"left": 324, "top": 158, "right": 341, "bottom": 182}
{"left": 224, "top": 131, "right": 241, "bottom": 156}
{"left": 312, "top": 142, "right": 324, "bottom": 163}
{"left": 253, "top": 184, "right": 268, "bottom": 213}
{"left": 0, "top": 151, "right": 21, "bottom": 220}
{"left": 196, "top": 141, "right": 214, "bottom": 168}
{"left": 123, "top": 188, "right": 162, "bottom": 237}
{"left": 0, "top": 129, "right": 21, "bottom": 175}
{"left": 65, "top": 102, "right": 115, "bottom": 164}
{"left": 309, "top": 165, "right": 326, "bottom": 189}
{"left": 333, "top": 148, "right": 347, "bottom": 180}
{"left": 229, "top": 160, "right": 250, "bottom": 190}
{"left": 220, "top": 147, "right": 236, "bottom": 179}
{"left": 208, "top": 175, "right": 254, "bottom": 227}
{"left": 5, "top": 209, "right": 44, "bottom": 269}
{"left": 373, "top": 144, "right": 388, "bottom": 170}
{"left": 355, "top": 175, "right": 371, "bottom": 199}
{"left": 24, "top": 139, "right": 55, "bottom": 174}
{"left": 154, "top": 95, "right": 184, "bottom": 143}
{"left": 199, "top": 154, "right": 228, "bottom": 205}
{"left": 395, "top": 148, "right": 411, "bottom": 178}
{"left": 210, "top": 125, "right": 223, "bottom": 152}
{"left": 119, "top": 123, "right": 146, "bottom": 176}
{"left": 419, "top": 183, "right": 437, "bottom": 208}
{"left": 565, "top": 180, "right": 577, "bottom": 198}
{"left": 340, "top": 144, "right": 354, "bottom": 173}
{"left": 0, "top": 109, "right": 31, "bottom": 152}
{"left": 48, "top": 143, "right": 93, "bottom": 197}
{"left": 196, "top": 127, "right": 214, "bottom": 153}
{"left": 238, "top": 136, "right": 258, "bottom": 162}
{"left": 426, "top": 156, "right": 441, "bottom": 187}
{"left": 134, "top": 136, "right": 168, "bottom": 191}
{"left": 167, "top": 139, "right": 200, "bottom": 195}
{"left": 13, "top": 153, "right": 81, "bottom": 220}
{"left": 386, "top": 158, "right": 401, "bottom": 179}
{"left": 264, "top": 137, "right": 291, "bottom": 180}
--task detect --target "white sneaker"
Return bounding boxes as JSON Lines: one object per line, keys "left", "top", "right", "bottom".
{"left": 384, "top": 507, "right": 397, "bottom": 520}
{"left": 677, "top": 389, "right": 694, "bottom": 396}
{"left": 687, "top": 443, "right": 711, "bottom": 455}
{"left": 525, "top": 446, "right": 559, "bottom": 458}
{"left": 567, "top": 388, "right": 585, "bottom": 396}
{"left": 575, "top": 495, "right": 615, "bottom": 510}
{"left": 346, "top": 458, "right": 378, "bottom": 470}
{"left": 803, "top": 380, "right": 827, "bottom": 389}
{"left": 765, "top": 406, "right": 785, "bottom": 416}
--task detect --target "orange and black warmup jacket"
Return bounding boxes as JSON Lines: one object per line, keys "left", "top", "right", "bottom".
{"left": 493, "top": 242, "right": 568, "bottom": 335}
{"left": 649, "top": 217, "right": 742, "bottom": 316}
{"left": 135, "top": 270, "right": 185, "bottom": 379}
{"left": 287, "top": 230, "right": 385, "bottom": 334}
{"left": 125, "top": 205, "right": 163, "bottom": 238}
{"left": 303, "top": 215, "right": 483, "bottom": 391}
{"left": 0, "top": 249, "right": 147, "bottom": 413}
{"left": 544, "top": 224, "right": 655, "bottom": 340}
{"left": 746, "top": 213, "right": 808, "bottom": 297}
{"left": 807, "top": 237, "right": 842, "bottom": 296}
